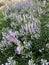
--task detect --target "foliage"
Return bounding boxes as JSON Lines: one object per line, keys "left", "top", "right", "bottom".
{"left": 0, "top": 0, "right": 49, "bottom": 65}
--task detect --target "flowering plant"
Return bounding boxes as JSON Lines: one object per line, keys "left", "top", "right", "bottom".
{"left": 0, "top": 0, "right": 49, "bottom": 65}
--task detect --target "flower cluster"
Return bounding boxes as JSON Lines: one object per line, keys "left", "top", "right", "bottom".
{"left": 0, "top": 0, "right": 49, "bottom": 65}
{"left": 2, "top": 57, "right": 16, "bottom": 65}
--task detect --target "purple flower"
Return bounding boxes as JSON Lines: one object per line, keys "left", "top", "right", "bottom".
{"left": 30, "top": 23, "right": 35, "bottom": 33}
{"left": 15, "top": 45, "right": 23, "bottom": 54}
{"left": 9, "top": 31, "right": 16, "bottom": 37}
{"left": 2, "top": 32, "right": 20, "bottom": 45}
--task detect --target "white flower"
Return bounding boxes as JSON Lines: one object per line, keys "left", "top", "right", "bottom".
{"left": 5, "top": 63, "right": 10, "bottom": 65}
{"left": 2, "top": 57, "right": 16, "bottom": 65}
{"left": 41, "top": 59, "right": 47, "bottom": 65}
{"left": 46, "top": 24, "right": 49, "bottom": 27}
{"left": 23, "top": 41, "right": 31, "bottom": 49}
{"left": 46, "top": 43, "right": 49, "bottom": 48}
{"left": 2, "top": 64, "right": 4, "bottom": 65}
{"left": 28, "top": 59, "right": 35, "bottom": 65}
{"left": 39, "top": 49, "right": 42, "bottom": 52}
{"left": 7, "top": 57, "right": 16, "bottom": 65}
